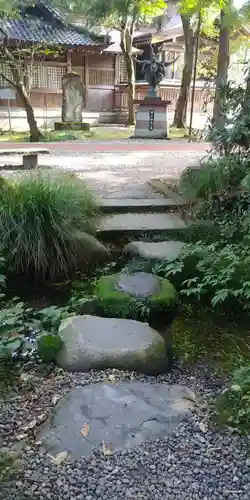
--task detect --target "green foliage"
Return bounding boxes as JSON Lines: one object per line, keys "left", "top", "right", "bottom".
{"left": 163, "top": 76, "right": 250, "bottom": 311}
{"left": 0, "top": 172, "right": 100, "bottom": 282}
{"left": 59, "top": 0, "right": 166, "bottom": 27}
{"left": 36, "top": 305, "right": 66, "bottom": 331}
{"left": 0, "top": 300, "right": 33, "bottom": 360}
{"left": 216, "top": 363, "right": 250, "bottom": 432}
{"left": 179, "top": 155, "right": 249, "bottom": 202}
{"left": 0, "top": 300, "right": 67, "bottom": 363}
{"left": 169, "top": 304, "right": 250, "bottom": 368}
{"left": 156, "top": 241, "right": 250, "bottom": 309}
{"left": 37, "top": 333, "right": 63, "bottom": 362}
{"left": 208, "top": 79, "right": 250, "bottom": 155}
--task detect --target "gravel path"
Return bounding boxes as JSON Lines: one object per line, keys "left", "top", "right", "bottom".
{"left": 1, "top": 365, "right": 250, "bottom": 500}
{"left": 0, "top": 150, "right": 205, "bottom": 198}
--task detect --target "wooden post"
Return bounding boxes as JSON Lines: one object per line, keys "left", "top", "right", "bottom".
{"left": 66, "top": 50, "right": 72, "bottom": 73}
{"left": 84, "top": 53, "right": 89, "bottom": 107}
{"left": 114, "top": 54, "right": 120, "bottom": 84}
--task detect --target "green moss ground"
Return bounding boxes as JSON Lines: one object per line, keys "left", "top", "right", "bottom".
{"left": 168, "top": 305, "right": 250, "bottom": 372}
{"left": 0, "top": 126, "right": 188, "bottom": 143}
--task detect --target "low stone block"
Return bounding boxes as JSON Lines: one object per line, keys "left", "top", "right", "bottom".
{"left": 57, "top": 315, "right": 168, "bottom": 375}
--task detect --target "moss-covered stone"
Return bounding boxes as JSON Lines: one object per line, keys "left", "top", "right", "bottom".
{"left": 95, "top": 272, "right": 178, "bottom": 328}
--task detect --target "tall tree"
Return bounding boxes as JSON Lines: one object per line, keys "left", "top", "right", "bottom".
{"left": 0, "top": 4, "right": 43, "bottom": 141}
{"left": 212, "top": 6, "right": 230, "bottom": 128}
{"left": 172, "top": 12, "right": 196, "bottom": 128}
{"left": 60, "top": 0, "right": 166, "bottom": 125}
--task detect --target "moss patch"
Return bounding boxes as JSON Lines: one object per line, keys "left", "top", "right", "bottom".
{"left": 95, "top": 273, "right": 178, "bottom": 326}
{"left": 167, "top": 305, "right": 250, "bottom": 371}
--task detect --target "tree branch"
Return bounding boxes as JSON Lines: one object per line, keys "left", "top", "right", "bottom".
{"left": 0, "top": 72, "right": 15, "bottom": 88}
{"left": 130, "top": 8, "right": 137, "bottom": 35}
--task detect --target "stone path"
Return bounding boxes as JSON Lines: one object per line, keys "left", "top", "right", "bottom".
{"left": 98, "top": 213, "right": 186, "bottom": 236}
{"left": 0, "top": 141, "right": 206, "bottom": 199}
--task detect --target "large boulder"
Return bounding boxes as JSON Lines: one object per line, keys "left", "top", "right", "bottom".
{"left": 95, "top": 272, "right": 178, "bottom": 329}
{"left": 57, "top": 315, "right": 168, "bottom": 375}
{"left": 38, "top": 381, "right": 195, "bottom": 459}
{"left": 75, "top": 231, "right": 111, "bottom": 265}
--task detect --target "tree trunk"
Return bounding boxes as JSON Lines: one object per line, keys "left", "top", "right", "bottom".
{"left": 173, "top": 16, "right": 195, "bottom": 129}
{"left": 212, "top": 9, "right": 230, "bottom": 129}
{"left": 124, "top": 51, "right": 135, "bottom": 125}
{"left": 121, "top": 28, "right": 135, "bottom": 126}
{"left": 243, "top": 68, "right": 250, "bottom": 111}
{"left": 17, "top": 84, "right": 42, "bottom": 142}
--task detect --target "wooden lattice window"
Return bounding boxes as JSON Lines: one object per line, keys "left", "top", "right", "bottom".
{"left": 28, "top": 64, "right": 66, "bottom": 89}
{"left": 0, "top": 63, "right": 13, "bottom": 87}
{"left": 47, "top": 66, "right": 66, "bottom": 89}
{"left": 119, "top": 56, "right": 128, "bottom": 83}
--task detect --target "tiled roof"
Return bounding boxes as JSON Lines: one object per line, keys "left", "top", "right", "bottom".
{"left": 0, "top": 17, "right": 100, "bottom": 47}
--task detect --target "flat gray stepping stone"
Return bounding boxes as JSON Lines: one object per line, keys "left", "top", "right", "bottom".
{"left": 99, "top": 198, "right": 177, "bottom": 213}
{"left": 39, "top": 381, "right": 195, "bottom": 459}
{"left": 98, "top": 213, "right": 186, "bottom": 234}
{"left": 124, "top": 240, "right": 184, "bottom": 261}
{"left": 56, "top": 315, "right": 168, "bottom": 374}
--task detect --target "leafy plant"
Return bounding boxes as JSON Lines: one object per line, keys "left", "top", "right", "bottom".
{"left": 0, "top": 302, "right": 67, "bottom": 363}
{"left": 154, "top": 241, "right": 250, "bottom": 309}
{"left": 0, "top": 300, "right": 34, "bottom": 359}
{"left": 179, "top": 154, "right": 250, "bottom": 203}
{"left": 37, "top": 334, "right": 63, "bottom": 362}
{"left": 216, "top": 363, "right": 250, "bottom": 432}
{"left": 208, "top": 77, "right": 250, "bottom": 155}
{"left": 36, "top": 306, "right": 66, "bottom": 331}
{"left": 0, "top": 172, "right": 100, "bottom": 282}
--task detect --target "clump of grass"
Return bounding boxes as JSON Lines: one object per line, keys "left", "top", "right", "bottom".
{"left": 0, "top": 172, "right": 100, "bottom": 282}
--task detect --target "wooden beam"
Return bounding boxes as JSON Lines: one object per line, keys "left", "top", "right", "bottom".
{"left": 84, "top": 53, "right": 89, "bottom": 106}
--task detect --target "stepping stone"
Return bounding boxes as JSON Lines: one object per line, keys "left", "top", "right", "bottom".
{"left": 57, "top": 314, "right": 169, "bottom": 374}
{"left": 99, "top": 198, "right": 177, "bottom": 214}
{"left": 98, "top": 213, "right": 186, "bottom": 235}
{"left": 124, "top": 240, "right": 184, "bottom": 261}
{"left": 39, "top": 381, "right": 195, "bottom": 459}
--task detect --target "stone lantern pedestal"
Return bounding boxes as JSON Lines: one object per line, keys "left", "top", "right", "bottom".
{"left": 132, "top": 96, "right": 171, "bottom": 139}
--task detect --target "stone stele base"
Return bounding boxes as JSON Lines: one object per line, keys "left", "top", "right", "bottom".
{"left": 133, "top": 96, "right": 171, "bottom": 139}
{"left": 54, "top": 121, "right": 90, "bottom": 131}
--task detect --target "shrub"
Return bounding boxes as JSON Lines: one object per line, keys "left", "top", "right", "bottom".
{"left": 37, "top": 333, "right": 63, "bottom": 362}
{"left": 179, "top": 155, "right": 249, "bottom": 203}
{"left": 154, "top": 241, "right": 250, "bottom": 309}
{"left": 216, "top": 363, "right": 250, "bottom": 432}
{"left": 0, "top": 172, "right": 100, "bottom": 281}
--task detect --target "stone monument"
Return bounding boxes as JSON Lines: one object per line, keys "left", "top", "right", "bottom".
{"left": 133, "top": 47, "right": 178, "bottom": 139}
{"left": 55, "top": 72, "right": 89, "bottom": 131}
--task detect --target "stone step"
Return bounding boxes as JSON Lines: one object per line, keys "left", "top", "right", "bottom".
{"left": 123, "top": 240, "right": 184, "bottom": 261}
{"left": 148, "top": 178, "right": 188, "bottom": 206}
{"left": 98, "top": 213, "right": 186, "bottom": 237}
{"left": 99, "top": 197, "right": 177, "bottom": 214}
